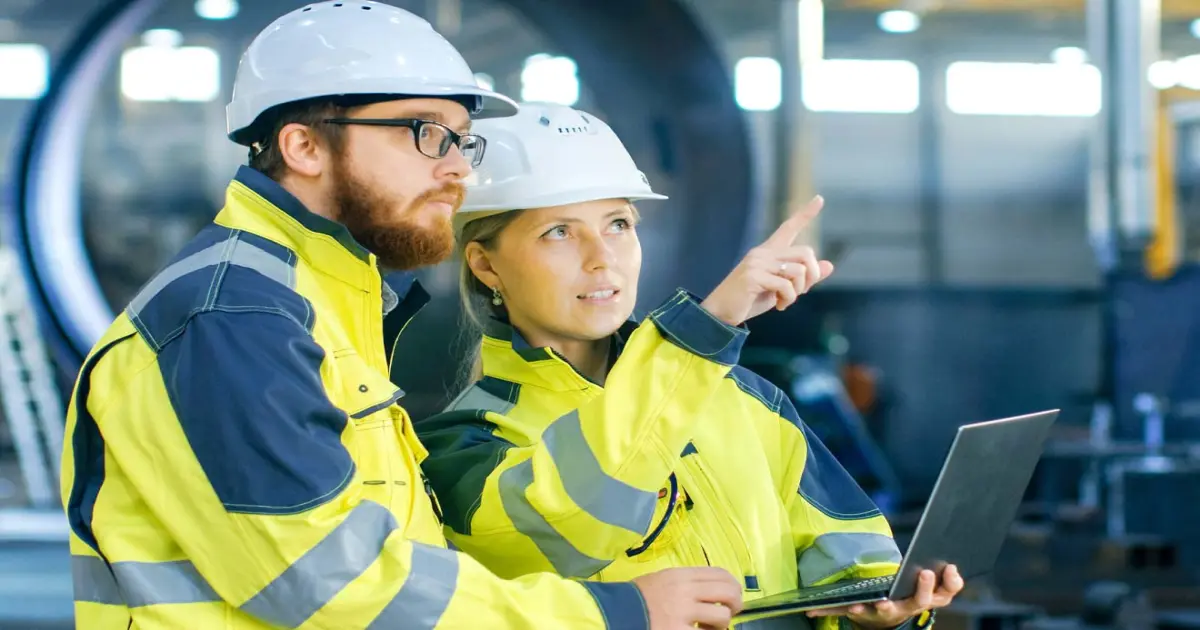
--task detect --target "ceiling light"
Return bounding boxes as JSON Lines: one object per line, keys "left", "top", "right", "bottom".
{"left": 141, "top": 28, "right": 182, "bottom": 48}
{"left": 1051, "top": 46, "right": 1088, "bottom": 65}
{"left": 195, "top": 0, "right": 239, "bottom": 20}
{"left": 878, "top": 10, "right": 919, "bottom": 34}
{"left": 1148, "top": 60, "right": 1177, "bottom": 89}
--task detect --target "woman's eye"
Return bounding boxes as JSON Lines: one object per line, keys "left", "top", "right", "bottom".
{"left": 543, "top": 226, "right": 569, "bottom": 240}
{"left": 610, "top": 218, "right": 633, "bottom": 232}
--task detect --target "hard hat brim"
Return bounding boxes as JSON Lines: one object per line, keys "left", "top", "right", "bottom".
{"left": 454, "top": 188, "right": 668, "bottom": 236}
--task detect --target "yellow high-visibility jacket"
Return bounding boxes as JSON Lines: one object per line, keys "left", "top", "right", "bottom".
{"left": 417, "top": 306, "right": 903, "bottom": 628}
{"left": 61, "top": 165, "right": 649, "bottom": 630}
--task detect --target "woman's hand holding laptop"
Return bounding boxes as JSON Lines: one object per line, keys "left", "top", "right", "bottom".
{"left": 806, "top": 564, "right": 965, "bottom": 629}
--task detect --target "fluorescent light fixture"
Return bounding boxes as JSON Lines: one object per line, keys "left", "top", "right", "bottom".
{"left": 1051, "top": 46, "right": 1088, "bottom": 65}
{"left": 946, "top": 61, "right": 1101, "bottom": 116}
{"left": 195, "top": 0, "right": 238, "bottom": 20}
{"left": 1149, "top": 60, "right": 1178, "bottom": 89}
{"left": 1175, "top": 55, "right": 1200, "bottom": 89}
{"left": 121, "top": 45, "right": 220, "bottom": 102}
{"left": 802, "top": 59, "right": 920, "bottom": 113}
{"left": 734, "top": 57, "right": 782, "bottom": 111}
{"left": 0, "top": 43, "right": 48, "bottom": 99}
{"left": 474, "top": 72, "right": 495, "bottom": 91}
{"left": 1191, "top": 18, "right": 1200, "bottom": 39}
{"left": 520, "top": 54, "right": 579, "bottom": 106}
{"left": 878, "top": 10, "right": 919, "bottom": 34}
{"left": 141, "top": 28, "right": 182, "bottom": 48}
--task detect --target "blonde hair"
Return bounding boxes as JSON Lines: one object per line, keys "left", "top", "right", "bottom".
{"left": 455, "top": 211, "right": 525, "bottom": 388}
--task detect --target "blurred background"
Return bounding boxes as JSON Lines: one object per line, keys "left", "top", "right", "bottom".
{"left": 1, "top": 0, "right": 1199, "bottom": 627}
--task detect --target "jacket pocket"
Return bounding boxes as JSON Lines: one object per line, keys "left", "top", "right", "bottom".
{"left": 334, "top": 350, "right": 406, "bottom": 424}
{"left": 333, "top": 351, "right": 408, "bottom": 510}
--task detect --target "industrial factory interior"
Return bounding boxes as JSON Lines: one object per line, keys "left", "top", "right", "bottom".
{"left": 0, "top": 0, "right": 1198, "bottom": 628}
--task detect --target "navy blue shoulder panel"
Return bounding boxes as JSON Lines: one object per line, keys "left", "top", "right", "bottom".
{"left": 156, "top": 308, "right": 354, "bottom": 515}
{"left": 130, "top": 226, "right": 348, "bottom": 515}
{"left": 727, "top": 366, "right": 882, "bottom": 521}
{"left": 126, "top": 228, "right": 312, "bottom": 351}
{"left": 727, "top": 365, "right": 786, "bottom": 416}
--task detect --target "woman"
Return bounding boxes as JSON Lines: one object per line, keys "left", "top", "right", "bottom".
{"left": 418, "top": 102, "right": 961, "bottom": 629}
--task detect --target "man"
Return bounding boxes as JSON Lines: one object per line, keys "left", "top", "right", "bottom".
{"left": 60, "top": 2, "right": 744, "bottom": 628}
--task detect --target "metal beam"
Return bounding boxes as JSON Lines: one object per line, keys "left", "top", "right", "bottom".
{"left": 1087, "top": 0, "right": 1160, "bottom": 268}
{"left": 841, "top": 0, "right": 1197, "bottom": 19}
{"left": 772, "top": 0, "right": 823, "bottom": 252}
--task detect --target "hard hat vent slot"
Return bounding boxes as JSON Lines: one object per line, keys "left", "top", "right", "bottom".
{"left": 557, "top": 126, "right": 591, "bottom": 135}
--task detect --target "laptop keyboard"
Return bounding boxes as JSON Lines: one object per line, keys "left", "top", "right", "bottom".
{"left": 796, "top": 575, "right": 895, "bottom": 601}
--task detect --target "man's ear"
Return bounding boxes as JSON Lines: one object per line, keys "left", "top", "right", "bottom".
{"left": 464, "top": 242, "right": 502, "bottom": 292}
{"left": 278, "top": 123, "right": 327, "bottom": 178}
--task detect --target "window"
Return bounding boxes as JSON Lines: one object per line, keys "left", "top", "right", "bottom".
{"left": 735, "top": 57, "right": 782, "bottom": 111}
{"left": 0, "top": 44, "right": 49, "bottom": 100}
{"left": 802, "top": 59, "right": 920, "bottom": 113}
{"left": 520, "top": 54, "right": 579, "bottom": 106}
{"left": 120, "top": 45, "right": 220, "bottom": 102}
{"left": 945, "top": 61, "right": 1101, "bottom": 116}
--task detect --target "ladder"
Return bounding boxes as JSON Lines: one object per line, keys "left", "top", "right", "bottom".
{"left": 0, "top": 249, "right": 64, "bottom": 509}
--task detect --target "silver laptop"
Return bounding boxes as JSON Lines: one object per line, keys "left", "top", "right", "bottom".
{"left": 734, "top": 409, "right": 1060, "bottom": 623}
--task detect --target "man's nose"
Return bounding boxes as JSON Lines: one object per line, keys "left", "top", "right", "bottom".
{"left": 437, "top": 144, "right": 471, "bottom": 181}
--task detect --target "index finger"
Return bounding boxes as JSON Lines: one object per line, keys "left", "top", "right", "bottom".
{"left": 765, "top": 195, "right": 824, "bottom": 248}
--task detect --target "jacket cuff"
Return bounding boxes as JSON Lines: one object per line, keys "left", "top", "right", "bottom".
{"left": 876, "top": 610, "right": 936, "bottom": 630}
{"left": 648, "top": 289, "right": 748, "bottom": 367}
{"left": 580, "top": 581, "right": 649, "bottom": 630}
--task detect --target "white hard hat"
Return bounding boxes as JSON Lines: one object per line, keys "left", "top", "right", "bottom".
{"left": 226, "top": 0, "right": 517, "bottom": 145}
{"left": 455, "top": 102, "right": 667, "bottom": 233}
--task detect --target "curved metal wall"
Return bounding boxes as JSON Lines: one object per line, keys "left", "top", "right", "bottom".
{"left": 6, "top": 0, "right": 758, "bottom": 379}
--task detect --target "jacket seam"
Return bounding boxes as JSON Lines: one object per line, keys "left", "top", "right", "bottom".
{"left": 222, "top": 462, "right": 358, "bottom": 515}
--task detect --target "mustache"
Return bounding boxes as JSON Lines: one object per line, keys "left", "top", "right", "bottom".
{"left": 414, "top": 182, "right": 466, "bottom": 211}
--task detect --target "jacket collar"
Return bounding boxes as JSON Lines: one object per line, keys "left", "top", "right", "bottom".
{"left": 216, "top": 165, "right": 377, "bottom": 291}
{"left": 479, "top": 317, "right": 639, "bottom": 392}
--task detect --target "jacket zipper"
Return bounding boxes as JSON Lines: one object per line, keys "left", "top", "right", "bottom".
{"left": 683, "top": 457, "right": 757, "bottom": 581}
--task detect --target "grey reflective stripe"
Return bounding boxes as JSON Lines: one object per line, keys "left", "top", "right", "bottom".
{"left": 499, "top": 459, "right": 610, "bottom": 578}
{"left": 798, "top": 532, "right": 903, "bottom": 586}
{"left": 542, "top": 410, "right": 657, "bottom": 534}
{"left": 445, "top": 384, "right": 515, "bottom": 415}
{"left": 116, "top": 560, "right": 221, "bottom": 607}
{"left": 351, "top": 389, "right": 405, "bottom": 419}
{"left": 126, "top": 235, "right": 295, "bottom": 319}
{"left": 241, "top": 500, "right": 399, "bottom": 628}
{"left": 72, "top": 555, "right": 220, "bottom": 607}
{"left": 367, "top": 543, "right": 459, "bottom": 629}
{"left": 72, "top": 555, "right": 123, "bottom": 605}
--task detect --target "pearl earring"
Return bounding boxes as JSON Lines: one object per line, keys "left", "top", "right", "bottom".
{"left": 492, "top": 287, "right": 503, "bottom": 306}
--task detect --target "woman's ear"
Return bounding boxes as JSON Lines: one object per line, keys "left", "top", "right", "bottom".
{"left": 464, "top": 242, "right": 502, "bottom": 292}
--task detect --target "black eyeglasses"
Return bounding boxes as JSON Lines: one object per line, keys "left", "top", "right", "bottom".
{"left": 322, "top": 118, "right": 487, "bottom": 167}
